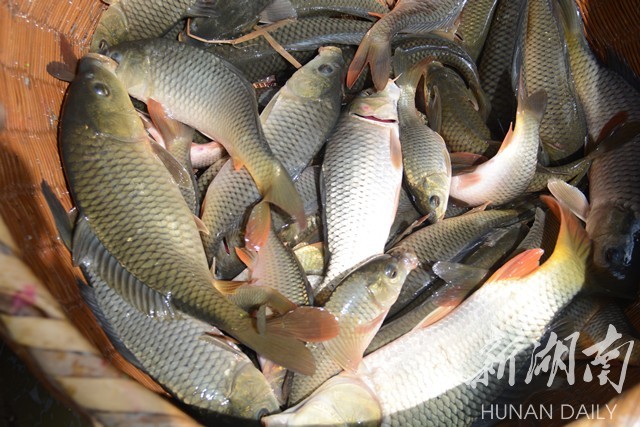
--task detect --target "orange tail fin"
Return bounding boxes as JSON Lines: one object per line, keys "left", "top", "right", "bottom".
{"left": 347, "top": 33, "right": 391, "bottom": 91}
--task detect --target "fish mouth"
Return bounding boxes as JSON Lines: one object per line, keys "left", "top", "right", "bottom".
{"left": 83, "top": 53, "right": 119, "bottom": 73}
{"left": 353, "top": 113, "right": 397, "bottom": 123}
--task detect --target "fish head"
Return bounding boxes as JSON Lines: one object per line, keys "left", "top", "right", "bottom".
{"left": 365, "top": 251, "right": 418, "bottom": 309}
{"left": 587, "top": 205, "right": 640, "bottom": 288}
{"left": 286, "top": 46, "right": 345, "bottom": 101}
{"left": 413, "top": 172, "right": 451, "bottom": 222}
{"left": 350, "top": 81, "right": 401, "bottom": 123}
{"left": 62, "top": 53, "right": 143, "bottom": 141}
{"left": 225, "top": 362, "right": 280, "bottom": 419}
{"left": 105, "top": 42, "right": 152, "bottom": 101}
{"left": 90, "top": 5, "right": 128, "bottom": 53}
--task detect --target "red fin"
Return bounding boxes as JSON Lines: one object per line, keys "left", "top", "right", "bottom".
{"left": 368, "top": 11, "right": 385, "bottom": 19}
{"left": 232, "top": 156, "right": 245, "bottom": 171}
{"left": 245, "top": 201, "right": 271, "bottom": 251}
{"left": 347, "top": 32, "right": 391, "bottom": 90}
{"left": 325, "top": 311, "right": 387, "bottom": 372}
{"left": 266, "top": 306, "right": 339, "bottom": 342}
{"left": 147, "top": 98, "right": 193, "bottom": 147}
{"left": 212, "top": 279, "right": 246, "bottom": 296}
{"left": 485, "top": 248, "right": 544, "bottom": 284}
{"left": 413, "top": 306, "right": 455, "bottom": 330}
{"left": 541, "top": 195, "right": 591, "bottom": 263}
{"left": 262, "top": 163, "right": 306, "bottom": 229}
{"left": 596, "top": 111, "right": 628, "bottom": 144}
{"left": 235, "top": 247, "right": 257, "bottom": 270}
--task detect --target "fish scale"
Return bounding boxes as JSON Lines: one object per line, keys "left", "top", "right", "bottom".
{"left": 61, "top": 54, "right": 316, "bottom": 376}
{"left": 265, "top": 199, "right": 590, "bottom": 426}
{"left": 318, "top": 83, "right": 402, "bottom": 297}
{"left": 455, "top": 0, "right": 498, "bottom": 62}
{"left": 90, "top": 0, "right": 199, "bottom": 51}
{"left": 555, "top": 0, "right": 640, "bottom": 282}
{"left": 520, "top": 0, "right": 587, "bottom": 163}
{"left": 81, "top": 264, "right": 280, "bottom": 418}
{"left": 200, "top": 48, "right": 345, "bottom": 278}
{"left": 478, "top": 0, "right": 525, "bottom": 138}
{"left": 347, "top": 0, "right": 467, "bottom": 90}
{"left": 427, "top": 62, "right": 495, "bottom": 155}
{"left": 109, "top": 38, "right": 307, "bottom": 235}
{"left": 388, "top": 209, "right": 520, "bottom": 318}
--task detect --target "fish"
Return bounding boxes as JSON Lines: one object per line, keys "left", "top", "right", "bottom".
{"left": 387, "top": 188, "right": 422, "bottom": 246}
{"left": 518, "top": 0, "right": 587, "bottom": 163}
{"left": 196, "top": 156, "right": 229, "bottom": 207}
{"left": 425, "top": 61, "right": 497, "bottom": 155}
{"left": 199, "top": 47, "right": 344, "bottom": 278}
{"left": 144, "top": 101, "right": 199, "bottom": 214}
{"left": 188, "top": 18, "right": 370, "bottom": 84}
{"left": 455, "top": 0, "right": 498, "bottom": 62}
{"left": 477, "top": 0, "right": 526, "bottom": 138}
{"left": 387, "top": 208, "right": 523, "bottom": 319}
{"left": 59, "top": 53, "right": 323, "bottom": 375}
{"left": 394, "top": 52, "right": 451, "bottom": 221}
{"left": 553, "top": 0, "right": 640, "bottom": 286}
{"left": 449, "top": 86, "right": 547, "bottom": 207}
{"left": 80, "top": 265, "right": 280, "bottom": 420}
{"left": 346, "top": 0, "right": 467, "bottom": 90}
{"left": 289, "top": 251, "right": 418, "bottom": 404}
{"left": 90, "top": 0, "right": 202, "bottom": 51}
{"left": 369, "top": 224, "right": 524, "bottom": 354}
{"left": 392, "top": 34, "right": 490, "bottom": 121}
{"left": 316, "top": 81, "right": 403, "bottom": 300}
{"left": 107, "top": 38, "right": 305, "bottom": 226}
{"left": 235, "top": 201, "right": 312, "bottom": 306}
{"left": 186, "top": 0, "right": 288, "bottom": 41}
{"left": 273, "top": 166, "right": 324, "bottom": 249}
{"left": 290, "top": 0, "right": 389, "bottom": 20}
{"left": 265, "top": 196, "right": 591, "bottom": 426}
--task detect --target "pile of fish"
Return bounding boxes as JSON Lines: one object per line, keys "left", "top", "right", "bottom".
{"left": 43, "top": 0, "right": 640, "bottom": 424}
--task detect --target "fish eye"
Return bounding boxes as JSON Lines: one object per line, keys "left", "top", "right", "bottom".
{"left": 605, "top": 247, "right": 621, "bottom": 265}
{"left": 93, "top": 82, "right": 110, "bottom": 97}
{"left": 318, "top": 64, "right": 334, "bottom": 75}
{"left": 429, "top": 195, "right": 440, "bottom": 208}
{"left": 98, "top": 39, "right": 109, "bottom": 54}
{"left": 384, "top": 263, "right": 398, "bottom": 279}
{"left": 110, "top": 51, "right": 123, "bottom": 63}
{"left": 256, "top": 408, "right": 270, "bottom": 418}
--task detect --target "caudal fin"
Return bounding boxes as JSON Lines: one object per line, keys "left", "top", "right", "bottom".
{"left": 262, "top": 162, "right": 306, "bottom": 229}
{"left": 347, "top": 32, "right": 391, "bottom": 91}
{"left": 541, "top": 195, "right": 591, "bottom": 263}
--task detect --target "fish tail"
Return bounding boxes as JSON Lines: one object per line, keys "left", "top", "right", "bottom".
{"left": 347, "top": 32, "right": 391, "bottom": 91}
{"left": 262, "top": 162, "right": 305, "bottom": 229}
{"left": 393, "top": 48, "right": 434, "bottom": 89}
{"left": 518, "top": 85, "right": 547, "bottom": 123}
{"left": 541, "top": 195, "right": 591, "bottom": 263}
{"left": 553, "top": 0, "right": 583, "bottom": 43}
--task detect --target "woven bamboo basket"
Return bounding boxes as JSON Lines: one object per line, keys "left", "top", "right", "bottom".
{"left": 0, "top": 0, "right": 639, "bottom": 425}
